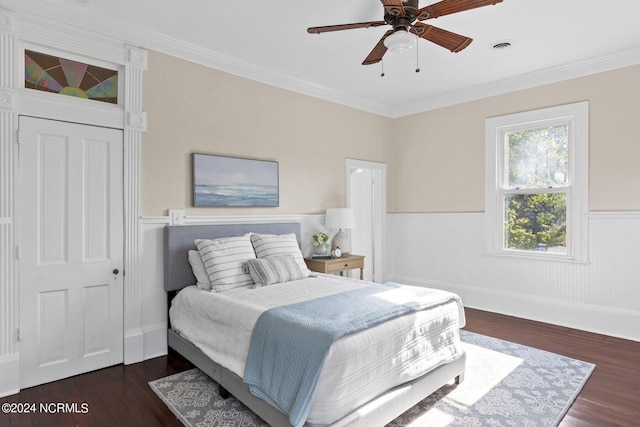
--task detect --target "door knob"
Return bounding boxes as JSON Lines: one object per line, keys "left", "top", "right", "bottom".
{"left": 113, "top": 268, "right": 119, "bottom": 275}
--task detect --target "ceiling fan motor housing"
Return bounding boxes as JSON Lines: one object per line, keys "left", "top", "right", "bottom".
{"left": 385, "top": 0, "right": 421, "bottom": 26}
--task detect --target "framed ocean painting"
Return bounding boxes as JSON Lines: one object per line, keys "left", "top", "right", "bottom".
{"left": 192, "top": 153, "right": 279, "bottom": 207}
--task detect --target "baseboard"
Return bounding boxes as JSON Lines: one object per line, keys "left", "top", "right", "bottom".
{"left": 124, "top": 329, "right": 144, "bottom": 365}
{"left": 0, "top": 354, "right": 20, "bottom": 397}
{"left": 391, "top": 274, "right": 640, "bottom": 343}
{"left": 143, "top": 322, "right": 168, "bottom": 360}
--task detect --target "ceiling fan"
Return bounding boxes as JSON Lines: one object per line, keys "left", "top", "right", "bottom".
{"left": 307, "top": 0, "right": 503, "bottom": 66}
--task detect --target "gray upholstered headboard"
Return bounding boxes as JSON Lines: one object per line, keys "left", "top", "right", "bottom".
{"left": 163, "top": 222, "right": 302, "bottom": 292}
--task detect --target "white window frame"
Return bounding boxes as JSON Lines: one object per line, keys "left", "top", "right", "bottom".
{"left": 485, "top": 101, "right": 589, "bottom": 263}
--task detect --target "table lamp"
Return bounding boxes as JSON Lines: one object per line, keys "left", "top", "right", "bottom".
{"left": 324, "top": 208, "right": 355, "bottom": 256}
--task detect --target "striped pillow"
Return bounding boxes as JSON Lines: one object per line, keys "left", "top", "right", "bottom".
{"left": 188, "top": 250, "right": 212, "bottom": 290}
{"left": 250, "top": 233, "right": 310, "bottom": 275}
{"left": 195, "top": 234, "right": 256, "bottom": 292}
{"left": 247, "top": 254, "right": 308, "bottom": 287}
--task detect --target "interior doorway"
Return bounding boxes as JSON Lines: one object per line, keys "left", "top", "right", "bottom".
{"left": 346, "top": 159, "right": 386, "bottom": 283}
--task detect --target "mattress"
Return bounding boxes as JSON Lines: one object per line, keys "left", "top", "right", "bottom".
{"left": 169, "top": 274, "right": 465, "bottom": 426}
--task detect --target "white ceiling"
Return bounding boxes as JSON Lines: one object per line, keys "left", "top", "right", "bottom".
{"left": 10, "top": 0, "right": 640, "bottom": 117}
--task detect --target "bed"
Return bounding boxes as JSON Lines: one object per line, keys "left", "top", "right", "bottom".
{"left": 164, "top": 222, "right": 466, "bottom": 427}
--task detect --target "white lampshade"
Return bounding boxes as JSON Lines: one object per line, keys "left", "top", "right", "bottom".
{"left": 324, "top": 208, "right": 355, "bottom": 230}
{"left": 325, "top": 208, "right": 355, "bottom": 255}
{"left": 383, "top": 30, "right": 417, "bottom": 54}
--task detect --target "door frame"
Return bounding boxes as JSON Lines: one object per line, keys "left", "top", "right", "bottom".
{"left": 345, "top": 159, "right": 387, "bottom": 282}
{"left": 0, "top": 7, "right": 147, "bottom": 396}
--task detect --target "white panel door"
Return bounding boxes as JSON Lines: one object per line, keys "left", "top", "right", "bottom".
{"left": 347, "top": 160, "right": 386, "bottom": 283}
{"left": 18, "top": 116, "right": 124, "bottom": 389}
{"left": 350, "top": 168, "right": 375, "bottom": 281}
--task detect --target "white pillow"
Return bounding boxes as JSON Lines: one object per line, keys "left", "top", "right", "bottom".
{"left": 195, "top": 234, "right": 256, "bottom": 292}
{"left": 188, "top": 250, "right": 211, "bottom": 290}
{"left": 246, "top": 254, "right": 309, "bottom": 287}
{"left": 250, "top": 233, "right": 310, "bottom": 276}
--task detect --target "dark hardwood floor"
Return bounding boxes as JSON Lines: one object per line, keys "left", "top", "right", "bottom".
{"left": 1, "top": 308, "right": 638, "bottom": 426}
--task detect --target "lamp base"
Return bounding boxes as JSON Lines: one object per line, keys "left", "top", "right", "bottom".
{"left": 331, "top": 229, "right": 350, "bottom": 256}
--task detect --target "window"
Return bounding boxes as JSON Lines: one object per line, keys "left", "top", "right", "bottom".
{"left": 25, "top": 50, "right": 118, "bottom": 104}
{"left": 485, "top": 102, "right": 588, "bottom": 262}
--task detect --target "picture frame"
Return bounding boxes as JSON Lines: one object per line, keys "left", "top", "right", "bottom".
{"left": 192, "top": 153, "right": 279, "bottom": 207}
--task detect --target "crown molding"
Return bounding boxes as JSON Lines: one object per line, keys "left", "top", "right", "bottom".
{"left": 126, "top": 27, "right": 397, "bottom": 118}
{"left": 109, "top": 17, "right": 640, "bottom": 118}
{"left": 6, "top": 0, "right": 640, "bottom": 118}
{"left": 133, "top": 33, "right": 640, "bottom": 118}
{"left": 390, "top": 46, "right": 640, "bottom": 118}
{"left": 99, "top": 28, "right": 640, "bottom": 118}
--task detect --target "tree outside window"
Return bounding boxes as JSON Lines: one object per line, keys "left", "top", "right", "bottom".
{"left": 503, "top": 125, "right": 568, "bottom": 253}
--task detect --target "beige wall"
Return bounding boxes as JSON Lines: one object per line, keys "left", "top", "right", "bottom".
{"left": 389, "top": 64, "right": 640, "bottom": 213}
{"left": 142, "top": 50, "right": 392, "bottom": 216}
{"left": 143, "top": 50, "right": 640, "bottom": 216}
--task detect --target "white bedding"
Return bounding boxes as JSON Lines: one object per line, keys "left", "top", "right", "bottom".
{"left": 170, "top": 274, "right": 465, "bottom": 426}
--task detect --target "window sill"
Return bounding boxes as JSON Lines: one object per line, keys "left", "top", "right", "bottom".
{"left": 487, "top": 250, "right": 590, "bottom": 265}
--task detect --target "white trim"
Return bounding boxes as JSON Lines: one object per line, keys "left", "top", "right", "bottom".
{"left": 485, "top": 101, "right": 589, "bottom": 263}
{"left": 140, "top": 214, "right": 308, "bottom": 225}
{"left": 392, "top": 47, "right": 640, "bottom": 118}
{"left": 124, "top": 329, "right": 144, "bottom": 365}
{"left": 125, "top": 110, "right": 147, "bottom": 132}
{"left": 0, "top": 88, "right": 16, "bottom": 111}
{"left": 0, "top": 7, "right": 18, "bottom": 397}
{"left": 142, "top": 322, "right": 169, "bottom": 360}
{"left": 183, "top": 214, "right": 306, "bottom": 225}
{"left": 391, "top": 274, "right": 640, "bottom": 343}
{"left": 0, "top": 8, "right": 15, "bottom": 35}
{"left": 126, "top": 45, "right": 148, "bottom": 70}
{"left": 0, "top": 354, "right": 20, "bottom": 398}
{"left": 18, "top": 89, "right": 124, "bottom": 129}
{"left": 588, "top": 211, "right": 640, "bottom": 220}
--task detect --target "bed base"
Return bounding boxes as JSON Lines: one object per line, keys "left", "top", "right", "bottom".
{"left": 168, "top": 328, "right": 466, "bottom": 427}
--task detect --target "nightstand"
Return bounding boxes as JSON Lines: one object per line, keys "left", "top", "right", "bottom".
{"left": 304, "top": 254, "right": 365, "bottom": 280}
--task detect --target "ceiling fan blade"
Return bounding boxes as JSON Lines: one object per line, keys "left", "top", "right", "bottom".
{"left": 416, "top": 0, "right": 502, "bottom": 20}
{"left": 307, "top": 21, "right": 387, "bottom": 34}
{"left": 379, "top": 0, "right": 406, "bottom": 16}
{"left": 411, "top": 23, "right": 472, "bottom": 52}
{"left": 362, "top": 30, "right": 393, "bottom": 65}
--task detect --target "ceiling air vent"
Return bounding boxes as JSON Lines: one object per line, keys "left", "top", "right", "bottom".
{"left": 493, "top": 42, "right": 511, "bottom": 49}
{"left": 490, "top": 39, "right": 515, "bottom": 51}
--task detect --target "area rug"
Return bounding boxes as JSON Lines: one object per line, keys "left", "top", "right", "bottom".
{"left": 149, "top": 330, "right": 595, "bottom": 427}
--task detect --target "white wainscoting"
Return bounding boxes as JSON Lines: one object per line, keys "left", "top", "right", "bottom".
{"left": 137, "top": 214, "right": 325, "bottom": 360}
{"left": 385, "top": 212, "right": 640, "bottom": 342}
{"left": 138, "top": 211, "right": 640, "bottom": 361}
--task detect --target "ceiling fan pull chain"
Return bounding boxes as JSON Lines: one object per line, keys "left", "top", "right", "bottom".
{"left": 416, "top": 44, "right": 421, "bottom": 73}
{"left": 381, "top": 59, "right": 385, "bottom": 77}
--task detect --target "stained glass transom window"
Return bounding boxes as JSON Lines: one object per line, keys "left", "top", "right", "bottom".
{"left": 25, "top": 50, "right": 118, "bottom": 104}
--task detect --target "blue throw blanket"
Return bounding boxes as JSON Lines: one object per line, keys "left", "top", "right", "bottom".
{"left": 243, "top": 282, "right": 449, "bottom": 427}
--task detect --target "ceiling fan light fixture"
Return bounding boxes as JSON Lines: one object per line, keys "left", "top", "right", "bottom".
{"left": 383, "top": 30, "right": 417, "bottom": 54}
